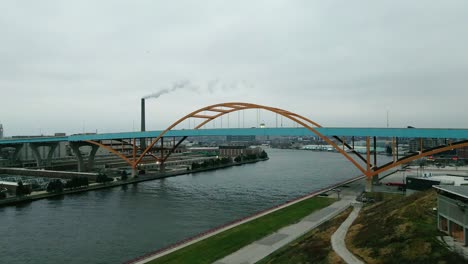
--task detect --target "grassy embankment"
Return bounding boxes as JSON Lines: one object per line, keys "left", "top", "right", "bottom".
{"left": 148, "top": 196, "right": 335, "bottom": 264}
{"left": 258, "top": 207, "right": 353, "bottom": 264}
{"left": 346, "top": 190, "right": 468, "bottom": 264}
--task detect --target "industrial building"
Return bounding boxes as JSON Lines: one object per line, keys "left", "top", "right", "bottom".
{"left": 408, "top": 138, "right": 448, "bottom": 153}
{"left": 219, "top": 145, "right": 262, "bottom": 158}
{"left": 219, "top": 145, "right": 247, "bottom": 157}
{"left": 434, "top": 185, "right": 468, "bottom": 245}
{"left": 226, "top": 135, "right": 255, "bottom": 144}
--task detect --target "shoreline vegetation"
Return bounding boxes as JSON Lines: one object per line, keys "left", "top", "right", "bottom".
{"left": 346, "top": 190, "right": 467, "bottom": 264}
{"left": 0, "top": 156, "right": 269, "bottom": 207}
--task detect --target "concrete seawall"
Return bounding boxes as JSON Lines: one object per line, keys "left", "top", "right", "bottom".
{"left": 0, "top": 167, "right": 98, "bottom": 181}
{"left": 0, "top": 158, "right": 268, "bottom": 207}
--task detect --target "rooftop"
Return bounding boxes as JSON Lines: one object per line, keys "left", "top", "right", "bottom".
{"left": 433, "top": 185, "right": 468, "bottom": 199}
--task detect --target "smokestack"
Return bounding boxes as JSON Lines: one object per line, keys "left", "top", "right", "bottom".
{"left": 141, "top": 98, "right": 146, "bottom": 132}
{"left": 141, "top": 98, "right": 146, "bottom": 149}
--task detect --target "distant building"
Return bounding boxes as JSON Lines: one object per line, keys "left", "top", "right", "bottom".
{"left": 0, "top": 124, "right": 3, "bottom": 139}
{"left": 219, "top": 145, "right": 262, "bottom": 158}
{"left": 406, "top": 174, "right": 468, "bottom": 195}
{"left": 219, "top": 145, "right": 247, "bottom": 157}
{"left": 226, "top": 135, "right": 255, "bottom": 144}
{"left": 457, "top": 147, "right": 468, "bottom": 159}
{"left": 408, "top": 138, "right": 446, "bottom": 153}
{"left": 434, "top": 185, "right": 468, "bottom": 245}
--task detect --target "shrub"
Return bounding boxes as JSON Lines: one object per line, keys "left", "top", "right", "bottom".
{"left": 96, "top": 173, "right": 113, "bottom": 183}
{"left": 47, "top": 179, "right": 64, "bottom": 193}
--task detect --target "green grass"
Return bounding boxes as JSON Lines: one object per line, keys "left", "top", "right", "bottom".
{"left": 148, "top": 196, "right": 335, "bottom": 264}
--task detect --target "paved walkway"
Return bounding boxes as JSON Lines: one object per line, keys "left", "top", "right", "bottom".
{"left": 331, "top": 203, "right": 364, "bottom": 264}
{"left": 438, "top": 236, "right": 468, "bottom": 260}
{"left": 213, "top": 198, "right": 354, "bottom": 264}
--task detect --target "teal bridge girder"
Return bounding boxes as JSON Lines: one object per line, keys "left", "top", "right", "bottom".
{"left": 2, "top": 127, "right": 468, "bottom": 145}
{"left": 3, "top": 100, "right": 468, "bottom": 177}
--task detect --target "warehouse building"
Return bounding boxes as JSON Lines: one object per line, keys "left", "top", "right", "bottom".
{"left": 434, "top": 185, "right": 468, "bottom": 245}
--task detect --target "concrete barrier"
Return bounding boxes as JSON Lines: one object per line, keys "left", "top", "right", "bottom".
{"left": 0, "top": 168, "right": 98, "bottom": 181}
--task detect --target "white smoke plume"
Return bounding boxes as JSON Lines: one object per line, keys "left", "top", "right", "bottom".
{"left": 143, "top": 79, "right": 254, "bottom": 99}
{"left": 206, "top": 79, "right": 254, "bottom": 93}
{"left": 142, "top": 80, "right": 198, "bottom": 100}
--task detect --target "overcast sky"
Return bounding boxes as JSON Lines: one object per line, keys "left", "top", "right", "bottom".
{"left": 1, "top": 1, "right": 468, "bottom": 136}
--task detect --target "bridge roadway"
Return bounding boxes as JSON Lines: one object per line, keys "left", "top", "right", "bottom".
{"left": 2, "top": 127, "right": 468, "bottom": 144}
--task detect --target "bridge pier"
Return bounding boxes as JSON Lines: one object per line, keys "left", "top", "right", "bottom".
{"left": 365, "top": 177, "right": 373, "bottom": 192}
{"left": 12, "top": 144, "right": 23, "bottom": 162}
{"left": 70, "top": 142, "right": 100, "bottom": 172}
{"left": 131, "top": 168, "right": 138, "bottom": 178}
{"left": 0, "top": 143, "right": 24, "bottom": 165}
{"left": 365, "top": 174, "right": 379, "bottom": 192}
{"left": 30, "top": 142, "right": 59, "bottom": 168}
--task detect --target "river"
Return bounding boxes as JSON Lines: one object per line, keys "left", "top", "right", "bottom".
{"left": 0, "top": 149, "right": 389, "bottom": 264}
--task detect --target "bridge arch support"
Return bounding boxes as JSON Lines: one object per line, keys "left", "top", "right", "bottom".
{"left": 135, "top": 102, "right": 370, "bottom": 176}
{"left": 84, "top": 102, "right": 468, "bottom": 179}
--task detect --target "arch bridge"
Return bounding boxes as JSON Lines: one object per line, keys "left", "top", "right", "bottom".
{"left": 80, "top": 102, "right": 468, "bottom": 178}
{"left": 1, "top": 102, "right": 468, "bottom": 179}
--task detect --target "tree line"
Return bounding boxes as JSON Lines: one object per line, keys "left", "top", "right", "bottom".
{"left": 191, "top": 151, "right": 268, "bottom": 170}
{"left": 191, "top": 157, "right": 233, "bottom": 170}
{"left": 46, "top": 176, "right": 90, "bottom": 193}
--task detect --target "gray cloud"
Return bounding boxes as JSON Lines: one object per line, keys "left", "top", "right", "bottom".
{"left": 1, "top": 1, "right": 468, "bottom": 136}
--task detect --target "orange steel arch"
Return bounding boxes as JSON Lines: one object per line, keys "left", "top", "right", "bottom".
{"left": 83, "top": 140, "right": 161, "bottom": 167}
{"left": 76, "top": 102, "right": 468, "bottom": 179}
{"left": 134, "top": 102, "right": 370, "bottom": 176}
{"left": 84, "top": 140, "right": 134, "bottom": 166}
{"left": 79, "top": 102, "right": 468, "bottom": 178}
{"left": 372, "top": 141, "right": 468, "bottom": 176}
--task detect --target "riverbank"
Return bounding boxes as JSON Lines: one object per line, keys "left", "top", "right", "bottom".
{"left": 145, "top": 197, "right": 336, "bottom": 264}
{"left": 125, "top": 175, "right": 365, "bottom": 264}
{"left": 0, "top": 158, "right": 269, "bottom": 207}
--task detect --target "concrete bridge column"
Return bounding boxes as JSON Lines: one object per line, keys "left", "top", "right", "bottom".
{"left": 70, "top": 142, "right": 86, "bottom": 172}
{"left": 12, "top": 144, "right": 24, "bottom": 162}
{"left": 365, "top": 174, "right": 379, "bottom": 192}
{"left": 365, "top": 177, "right": 373, "bottom": 192}
{"left": 1, "top": 143, "right": 24, "bottom": 163}
{"left": 131, "top": 168, "right": 138, "bottom": 177}
{"left": 70, "top": 142, "right": 100, "bottom": 172}
{"left": 45, "top": 143, "right": 59, "bottom": 167}
{"left": 30, "top": 144, "right": 43, "bottom": 168}
{"left": 87, "top": 145, "right": 99, "bottom": 171}
{"left": 30, "top": 142, "right": 59, "bottom": 168}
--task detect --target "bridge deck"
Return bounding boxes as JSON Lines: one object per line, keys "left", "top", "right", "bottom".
{"left": 1, "top": 127, "right": 468, "bottom": 144}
